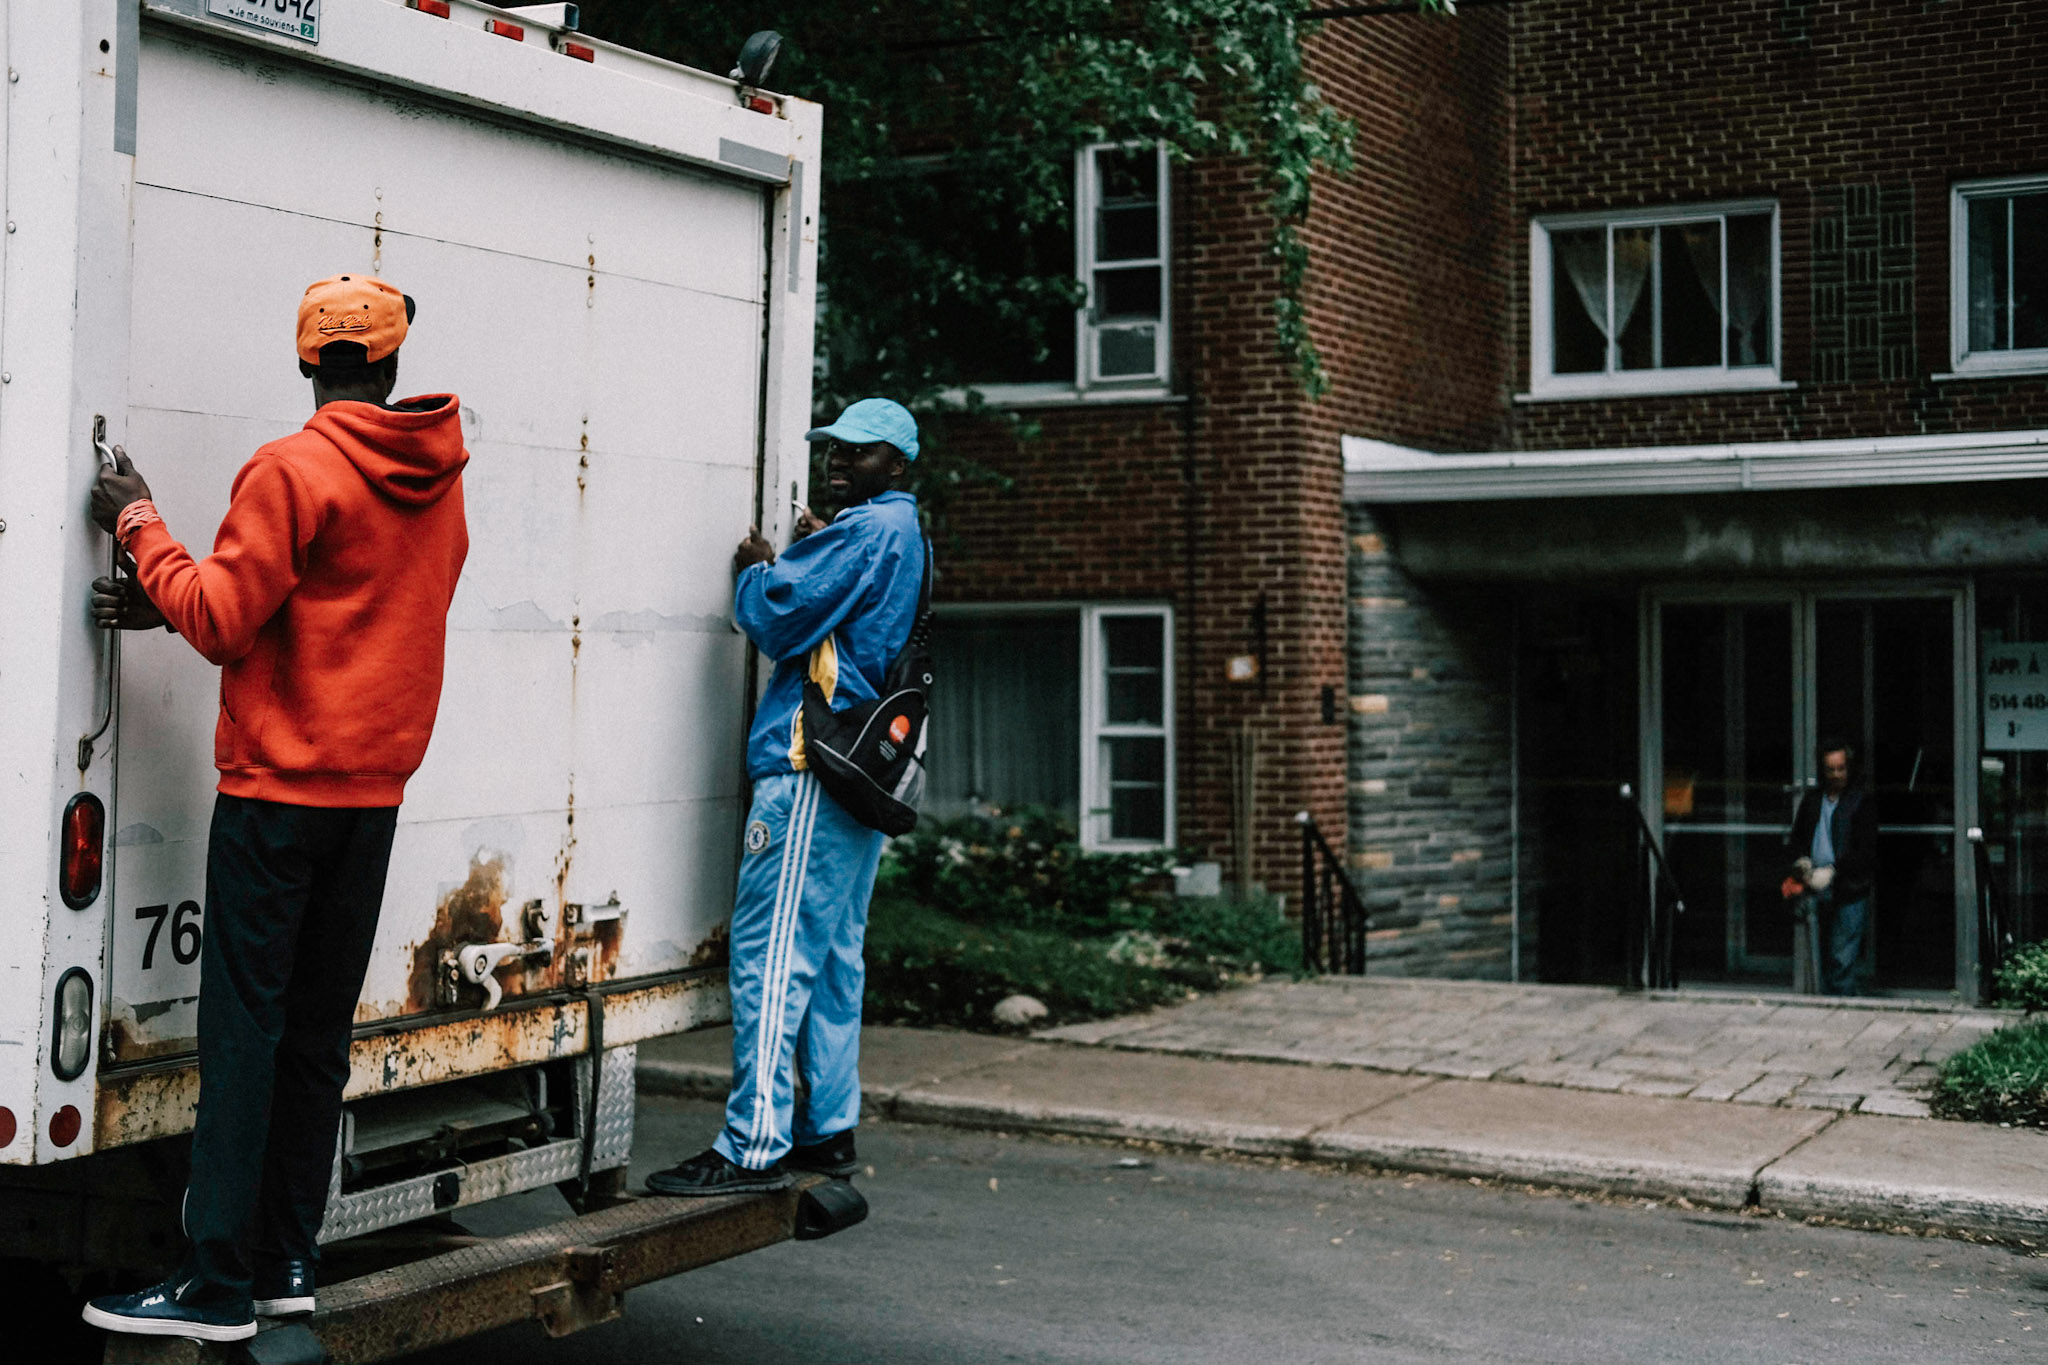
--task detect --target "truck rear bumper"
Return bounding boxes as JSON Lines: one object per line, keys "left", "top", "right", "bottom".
{"left": 101, "top": 1175, "right": 865, "bottom": 1364}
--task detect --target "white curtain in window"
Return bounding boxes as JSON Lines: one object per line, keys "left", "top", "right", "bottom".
{"left": 1555, "top": 228, "right": 1652, "bottom": 361}
{"left": 1611, "top": 230, "right": 1653, "bottom": 346}
{"left": 1553, "top": 230, "right": 1610, "bottom": 343}
{"left": 1681, "top": 221, "right": 1768, "bottom": 366}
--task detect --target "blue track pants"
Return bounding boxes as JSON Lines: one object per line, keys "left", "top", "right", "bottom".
{"left": 716, "top": 772, "right": 884, "bottom": 1169}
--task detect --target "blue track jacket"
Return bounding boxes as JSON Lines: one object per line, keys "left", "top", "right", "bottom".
{"left": 736, "top": 490, "right": 925, "bottom": 781}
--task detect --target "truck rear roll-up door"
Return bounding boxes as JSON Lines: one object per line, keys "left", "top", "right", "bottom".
{"left": 105, "top": 21, "right": 770, "bottom": 1070}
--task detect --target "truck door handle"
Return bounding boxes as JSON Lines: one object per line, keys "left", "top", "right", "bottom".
{"left": 455, "top": 939, "right": 549, "bottom": 1012}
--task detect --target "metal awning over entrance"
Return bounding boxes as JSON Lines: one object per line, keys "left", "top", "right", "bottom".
{"left": 1343, "top": 428, "right": 2048, "bottom": 503}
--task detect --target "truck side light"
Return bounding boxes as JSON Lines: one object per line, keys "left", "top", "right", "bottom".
{"left": 0, "top": 1107, "right": 15, "bottom": 1149}
{"left": 746, "top": 95, "right": 777, "bottom": 115}
{"left": 60, "top": 792, "right": 105, "bottom": 909}
{"left": 561, "top": 41, "right": 595, "bottom": 62}
{"left": 52, "top": 968, "right": 93, "bottom": 1081}
{"left": 407, "top": 0, "right": 451, "bottom": 16}
{"left": 48, "top": 1105, "right": 81, "bottom": 1148}
{"left": 486, "top": 19, "right": 525, "bottom": 41}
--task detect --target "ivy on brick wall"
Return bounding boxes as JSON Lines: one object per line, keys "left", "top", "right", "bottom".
{"left": 578, "top": 1, "right": 1454, "bottom": 412}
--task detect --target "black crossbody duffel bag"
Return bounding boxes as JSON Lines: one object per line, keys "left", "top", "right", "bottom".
{"left": 799, "top": 537, "right": 933, "bottom": 836}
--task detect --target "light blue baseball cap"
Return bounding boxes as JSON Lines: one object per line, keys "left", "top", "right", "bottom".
{"left": 805, "top": 396, "right": 919, "bottom": 461}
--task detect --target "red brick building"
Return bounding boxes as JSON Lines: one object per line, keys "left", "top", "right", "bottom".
{"left": 924, "top": 1, "right": 2048, "bottom": 1000}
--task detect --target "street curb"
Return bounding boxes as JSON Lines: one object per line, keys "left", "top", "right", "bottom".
{"left": 634, "top": 1055, "right": 2048, "bottom": 1243}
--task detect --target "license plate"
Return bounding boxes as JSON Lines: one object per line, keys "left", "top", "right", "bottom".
{"left": 206, "top": 0, "right": 320, "bottom": 44}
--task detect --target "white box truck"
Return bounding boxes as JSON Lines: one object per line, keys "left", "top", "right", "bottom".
{"left": 0, "top": 1, "right": 839, "bottom": 1357}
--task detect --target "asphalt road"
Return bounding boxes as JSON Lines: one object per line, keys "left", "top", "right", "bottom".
{"left": 407, "top": 1095, "right": 2047, "bottom": 1365}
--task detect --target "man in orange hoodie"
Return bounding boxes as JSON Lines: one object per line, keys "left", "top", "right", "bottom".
{"left": 79, "top": 276, "right": 468, "bottom": 1343}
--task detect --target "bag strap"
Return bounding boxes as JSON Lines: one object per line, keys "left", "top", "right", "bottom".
{"left": 905, "top": 534, "right": 933, "bottom": 651}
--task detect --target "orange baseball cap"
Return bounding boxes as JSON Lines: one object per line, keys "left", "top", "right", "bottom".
{"left": 296, "top": 274, "right": 411, "bottom": 365}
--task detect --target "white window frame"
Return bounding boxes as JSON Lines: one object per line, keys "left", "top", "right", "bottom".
{"left": 1948, "top": 174, "right": 2048, "bottom": 379}
{"left": 967, "top": 143, "right": 1174, "bottom": 407}
{"left": 1079, "top": 604, "right": 1176, "bottom": 852}
{"left": 1527, "top": 199, "right": 1786, "bottom": 401}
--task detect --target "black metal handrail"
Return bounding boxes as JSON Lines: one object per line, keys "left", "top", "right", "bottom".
{"left": 1971, "top": 829, "right": 2012, "bottom": 1001}
{"left": 1619, "top": 783, "right": 1686, "bottom": 992}
{"left": 1296, "top": 811, "right": 1368, "bottom": 975}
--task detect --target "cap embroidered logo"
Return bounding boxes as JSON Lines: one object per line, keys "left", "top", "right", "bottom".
{"left": 888, "top": 715, "right": 910, "bottom": 744}
{"left": 317, "top": 311, "right": 373, "bottom": 338}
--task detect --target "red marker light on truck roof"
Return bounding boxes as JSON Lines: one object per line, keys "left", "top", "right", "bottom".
{"left": 486, "top": 19, "right": 525, "bottom": 41}
{"left": 562, "top": 41, "right": 595, "bottom": 62}
{"left": 407, "top": 0, "right": 450, "bottom": 17}
{"left": 60, "top": 793, "right": 105, "bottom": 910}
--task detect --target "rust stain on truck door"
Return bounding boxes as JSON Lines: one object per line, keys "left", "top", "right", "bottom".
{"left": 404, "top": 855, "right": 509, "bottom": 1014}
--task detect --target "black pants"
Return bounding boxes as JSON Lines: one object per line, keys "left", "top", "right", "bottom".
{"left": 183, "top": 795, "right": 397, "bottom": 1304}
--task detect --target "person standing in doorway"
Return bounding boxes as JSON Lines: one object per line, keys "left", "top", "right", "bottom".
{"left": 80, "top": 276, "right": 469, "bottom": 1342}
{"left": 1787, "top": 739, "right": 1878, "bottom": 996}
{"left": 645, "top": 398, "right": 925, "bottom": 1195}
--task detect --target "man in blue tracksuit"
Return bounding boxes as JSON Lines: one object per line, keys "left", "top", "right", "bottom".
{"left": 648, "top": 398, "right": 926, "bottom": 1194}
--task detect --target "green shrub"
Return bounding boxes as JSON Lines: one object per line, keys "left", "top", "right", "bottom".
{"left": 884, "top": 808, "right": 1178, "bottom": 935}
{"left": 862, "top": 894, "right": 1200, "bottom": 1029}
{"left": 1992, "top": 940, "right": 2048, "bottom": 1013}
{"left": 1928, "top": 1017, "right": 2048, "bottom": 1129}
{"left": 866, "top": 809, "right": 1305, "bottom": 1030}
{"left": 1160, "top": 893, "right": 1303, "bottom": 976}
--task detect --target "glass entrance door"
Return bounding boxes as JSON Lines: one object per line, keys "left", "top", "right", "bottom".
{"left": 1658, "top": 601, "right": 1799, "bottom": 978}
{"left": 1815, "top": 599, "right": 1959, "bottom": 989}
{"left": 1648, "top": 590, "right": 1971, "bottom": 993}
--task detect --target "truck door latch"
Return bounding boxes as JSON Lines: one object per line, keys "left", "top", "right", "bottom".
{"left": 446, "top": 936, "right": 550, "bottom": 1012}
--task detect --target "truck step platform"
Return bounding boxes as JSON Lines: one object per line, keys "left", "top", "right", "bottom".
{"left": 101, "top": 1176, "right": 866, "bottom": 1365}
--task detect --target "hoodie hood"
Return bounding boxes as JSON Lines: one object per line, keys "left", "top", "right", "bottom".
{"left": 306, "top": 394, "right": 468, "bottom": 506}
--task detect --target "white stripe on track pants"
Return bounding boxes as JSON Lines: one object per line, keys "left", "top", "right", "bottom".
{"left": 715, "top": 772, "right": 885, "bottom": 1170}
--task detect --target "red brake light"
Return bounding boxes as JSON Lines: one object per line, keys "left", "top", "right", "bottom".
{"left": 408, "top": 0, "right": 451, "bottom": 16}
{"left": 60, "top": 793, "right": 105, "bottom": 910}
{"left": 486, "top": 19, "right": 525, "bottom": 40}
{"left": 562, "top": 41, "right": 595, "bottom": 62}
{"left": 48, "top": 1105, "right": 81, "bottom": 1148}
{"left": 0, "top": 1107, "right": 15, "bottom": 1149}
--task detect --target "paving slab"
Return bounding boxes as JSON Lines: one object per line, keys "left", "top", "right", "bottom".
{"left": 890, "top": 1044, "right": 1431, "bottom": 1155}
{"left": 635, "top": 1025, "right": 1034, "bottom": 1105}
{"left": 1756, "top": 1113, "right": 2048, "bottom": 1239}
{"left": 1307, "top": 1079, "right": 1836, "bottom": 1208}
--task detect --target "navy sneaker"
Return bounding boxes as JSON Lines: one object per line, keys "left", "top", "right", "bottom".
{"left": 253, "top": 1258, "right": 316, "bottom": 1317}
{"left": 786, "top": 1131, "right": 859, "bottom": 1179}
{"left": 81, "top": 1274, "right": 256, "bottom": 1342}
{"left": 644, "top": 1148, "right": 791, "bottom": 1196}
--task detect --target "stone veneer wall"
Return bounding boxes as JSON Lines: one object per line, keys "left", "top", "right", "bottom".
{"left": 1346, "top": 507, "right": 1517, "bottom": 977}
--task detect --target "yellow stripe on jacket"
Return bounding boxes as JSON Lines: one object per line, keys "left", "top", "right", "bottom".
{"left": 788, "top": 634, "right": 839, "bottom": 771}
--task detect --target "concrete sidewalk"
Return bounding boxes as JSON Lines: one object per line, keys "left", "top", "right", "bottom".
{"left": 1045, "top": 977, "right": 2010, "bottom": 1118}
{"left": 637, "top": 986, "right": 2048, "bottom": 1243}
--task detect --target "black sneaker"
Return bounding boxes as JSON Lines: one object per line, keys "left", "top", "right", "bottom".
{"left": 645, "top": 1149, "right": 792, "bottom": 1197}
{"left": 786, "top": 1131, "right": 859, "bottom": 1179}
{"left": 81, "top": 1275, "right": 256, "bottom": 1342}
{"left": 253, "top": 1258, "right": 315, "bottom": 1317}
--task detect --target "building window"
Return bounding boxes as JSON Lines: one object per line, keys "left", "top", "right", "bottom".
{"left": 1530, "top": 202, "right": 1779, "bottom": 398}
{"left": 926, "top": 604, "right": 1174, "bottom": 850}
{"left": 1082, "top": 606, "right": 1174, "bottom": 848}
{"left": 926, "top": 613, "right": 1083, "bottom": 820}
{"left": 1080, "top": 145, "right": 1170, "bottom": 387}
{"left": 1952, "top": 176, "right": 2048, "bottom": 376}
{"left": 963, "top": 143, "right": 1173, "bottom": 404}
